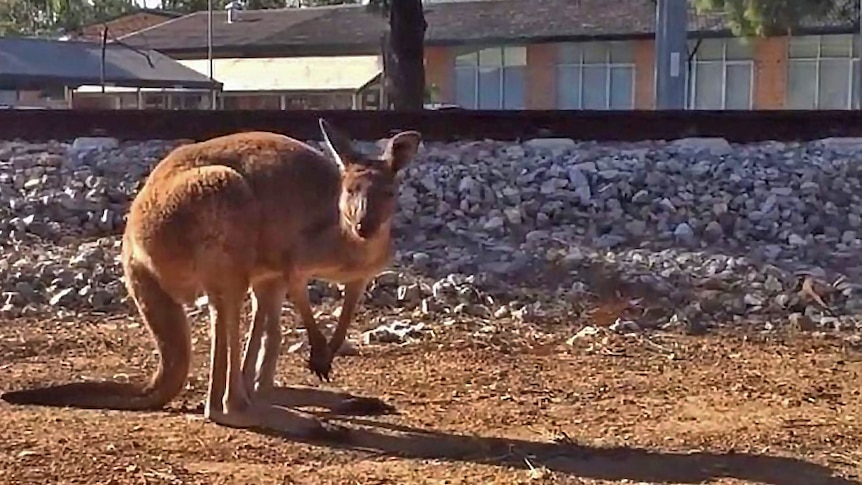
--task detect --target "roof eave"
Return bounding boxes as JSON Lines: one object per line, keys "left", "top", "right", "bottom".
{"left": 0, "top": 74, "right": 221, "bottom": 90}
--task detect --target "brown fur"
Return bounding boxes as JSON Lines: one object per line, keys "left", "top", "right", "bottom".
{"left": 1, "top": 119, "right": 421, "bottom": 435}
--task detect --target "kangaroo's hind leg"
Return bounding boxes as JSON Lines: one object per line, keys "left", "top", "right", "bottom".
{"left": 241, "top": 278, "right": 286, "bottom": 398}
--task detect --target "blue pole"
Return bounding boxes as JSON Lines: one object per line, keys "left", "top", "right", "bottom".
{"left": 655, "top": 0, "right": 688, "bottom": 109}
{"left": 857, "top": 0, "right": 861, "bottom": 108}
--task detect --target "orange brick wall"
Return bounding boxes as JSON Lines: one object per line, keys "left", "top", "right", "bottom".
{"left": 633, "top": 39, "right": 656, "bottom": 109}
{"left": 526, "top": 44, "right": 557, "bottom": 109}
{"left": 753, "top": 36, "right": 788, "bottom": 109}
{"left": 425, "top": 46, "right": 455, "bottom": 103}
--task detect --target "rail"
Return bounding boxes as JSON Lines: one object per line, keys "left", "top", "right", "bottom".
{"left": 2, "top": 109, "right": 862, "bottom": 143}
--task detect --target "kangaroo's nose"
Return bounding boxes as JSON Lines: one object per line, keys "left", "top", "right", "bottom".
{"left": 357, "top": 222, "right": 372, "bottom": 238}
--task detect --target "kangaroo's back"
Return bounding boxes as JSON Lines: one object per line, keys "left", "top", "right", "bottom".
{"left": 127, "top": 131, "right": 343, "bottom": 277}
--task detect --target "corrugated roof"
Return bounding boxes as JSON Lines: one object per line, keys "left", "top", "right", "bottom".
{"left": 120, "top": 6, "right": 341, "bottom": 53}
{"left": 0, "top": 37, "right": 221, "bottom": 89}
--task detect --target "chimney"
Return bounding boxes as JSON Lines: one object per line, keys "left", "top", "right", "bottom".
{"left": 226, "top": 1, "right": 242, "bottom": 23}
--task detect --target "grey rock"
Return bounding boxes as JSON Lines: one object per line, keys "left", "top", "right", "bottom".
{"left": 524, "top": 138, "right": 576, "bottom": 151}
{"left": 2, "top": 136, "right": 862, "bottom": 331}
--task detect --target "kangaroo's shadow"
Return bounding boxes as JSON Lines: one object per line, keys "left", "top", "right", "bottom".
{"left": 166, "top": 384, "right": 399, "bottom": 417}
{"left": 7, "top": 383, "right": 856, "bottom": 485}
{"left": 246, "top": 386, "right": 857, "bottom": 485}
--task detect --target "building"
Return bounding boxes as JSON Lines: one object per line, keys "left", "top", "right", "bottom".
{"left": 112, "top": 0, "right": 860, "bottom": 110}
{"left": 0, "top": 37, "right": 221, "bottom": 109}
{"left": 68, "top": 8, "right": 182, "bottom": 43}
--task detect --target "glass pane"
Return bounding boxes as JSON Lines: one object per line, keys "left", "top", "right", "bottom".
{"left": 725, "top": 63, "right": 752, "bottom": 109}
{"left": 582, "top": 65, "right": 608, "bottom": 109}
{"left": 787, "top": 60, "right": 817, "bottom": 108}
{"left": 609, "top": 41, "right": 634, "bottom": 63}
{"left": 696, "top": 39, "right": 724, "bottom": 61}
{"left": 725, "top": 38, "right": 753, "bottom": 60}
{"left": 502, "top": 66, "right": 525, "bottom": 109}
{"left": 819, "top": 59, "right": 851, "bottom": 109}
{"left": 455, "top": 66, "right": 476, "bottom": 108}
{"left": 821, "top": 34, "right": 852, "bottom": 57}
{"left": 504, "top": 46, "right": 527, "bottom": 66}
{"left": 693, "top": 62, "right": 723, "bottom": 109}
{"left": 455, "top": 50, "right": 478, "bottom": 67}
{"left": 583, "top": 42, "right": 608, "bottom": 63}
{"left": 478, "top": 66, "right": 501, "bottom": 109}
{"left": 789, "top": 36, "right": 819, "bottom": 58}
{"left": 478, "top": 47, "right": 503, "bottom": 67}
{"left": 119, "top": 94, "right": 137, "bottom": 109}
{"left": 556, "top": 65, "right": 581, "bottom": 109}
{"left": 609, "top": 66, "right": 634, "bottom": 109}
{"left": 558, "top": 43, "right": 581, "bottom": 64}
{"left": 0, "top": 90, "right": 18, "bottom": 104}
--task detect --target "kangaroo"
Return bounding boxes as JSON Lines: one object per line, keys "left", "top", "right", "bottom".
{"left": 1, "top": 119, "right": 422, "bottom": 437}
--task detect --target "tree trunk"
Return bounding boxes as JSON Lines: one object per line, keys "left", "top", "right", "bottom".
{"left": 387, "top": 0, "right": 426, "bottom": 111}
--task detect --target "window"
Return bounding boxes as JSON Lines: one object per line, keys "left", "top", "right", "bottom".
{"left": 117, "top": 94, "right": 139, "bottom": 109}
{"left": 687, "top": 38, "right": 754, "bottom": 110}
{"left": 555, "top": 41, "right": 635, "bottom": 110}
{"left": 170, "top": 94, "right": 207, "bottom": 110}
{"left": 787, "top": 34, "right": 859, "bottom": 109}
{"left": 0, "top": 90, "right": 18, "bottom": 105}
{"left": 142, "top": 94, "right": 167, "bottom": 109}
{"left": 454, "top": 46, "right": 526, "bottom": 109}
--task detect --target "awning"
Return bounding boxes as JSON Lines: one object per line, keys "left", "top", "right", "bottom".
{"left": 176, "top": 55, "right": 382, "bottom": 92}
{"left": 0, "top": 37, "right": 221, "bottom": 90}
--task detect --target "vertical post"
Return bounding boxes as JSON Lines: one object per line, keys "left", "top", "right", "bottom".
{"left": 208, "top": 0, "right": 216, "bottom": 109}
{"left": 100, "top": 26, "right": 108, "bottom": 94}
{"left": 655, "top": 0, "right": 688, "bottom": 109}
{"left": 858, "top": 0, "right": 862, "bottom": 108}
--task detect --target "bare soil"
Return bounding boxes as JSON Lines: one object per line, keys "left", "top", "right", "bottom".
{"left": 1, "top": 306, "right": 861, "bottom": 485}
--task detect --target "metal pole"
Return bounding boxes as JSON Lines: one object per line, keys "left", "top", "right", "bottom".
{"left": 208, "top": 0, "right": 215, "bottom": 109}
{"left": 655, "top": 0, "right": 688, "bottom": 109}
{"left": 857, "top": 0, "right": 861, "bottom": 109}
{"left": 100, "top": 26, "right": 108, "bottom": 94}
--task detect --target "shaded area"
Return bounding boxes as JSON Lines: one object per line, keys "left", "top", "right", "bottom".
{"left": 255, "top": 403, "right": 858, "bottom": 485}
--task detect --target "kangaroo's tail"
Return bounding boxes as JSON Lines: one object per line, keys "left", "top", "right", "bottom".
{"left": 2, "top": 261, "right": 191, "bottom": 411}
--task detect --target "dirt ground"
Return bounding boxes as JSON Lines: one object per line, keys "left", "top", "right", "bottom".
{"left": 1, "top": 307, "right": 861, "bottom": 485}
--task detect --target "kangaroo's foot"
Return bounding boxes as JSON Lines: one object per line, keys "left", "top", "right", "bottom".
{"left": 206, "top": 399, "right": 350, "bottom": 440}
{"left": 307, "top": 335, "right": 334, "bottom": 382}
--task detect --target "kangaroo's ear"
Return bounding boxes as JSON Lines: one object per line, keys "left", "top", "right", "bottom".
{"left": 319, "top": 118, "right": 360, "bottom": 170}
{"left": 382, "top": 130, "right": 422, "bottom": 173}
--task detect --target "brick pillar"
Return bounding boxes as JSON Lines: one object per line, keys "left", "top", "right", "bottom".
{"left": 425, "top": 46, "right": 455, "bottom": 103}
{"left": 753, "top": 36, "right": 788, "bottom": 109}
{"left": 634, "top": 38, "right": 656, "bottom": 109}
{"left": 526, "top": 43, "right": 556, "bottom": 109}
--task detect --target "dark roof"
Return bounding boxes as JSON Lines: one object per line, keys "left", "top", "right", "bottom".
{"left": 88, "top": 7, "right": 183, "bottom": 26}
{"left": 0, "top": 37, "right": 221, "bottom": 89}
{"left": 118, "top": 0, "right": 858, "bottom": 55}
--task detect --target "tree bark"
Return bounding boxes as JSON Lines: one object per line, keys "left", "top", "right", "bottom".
{"left": 387, "top": 0, "right": 426, "bottom": 111}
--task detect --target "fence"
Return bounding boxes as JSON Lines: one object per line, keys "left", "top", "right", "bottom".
{"left": 3, "top": 109, "right": 862, "bottom": 143}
